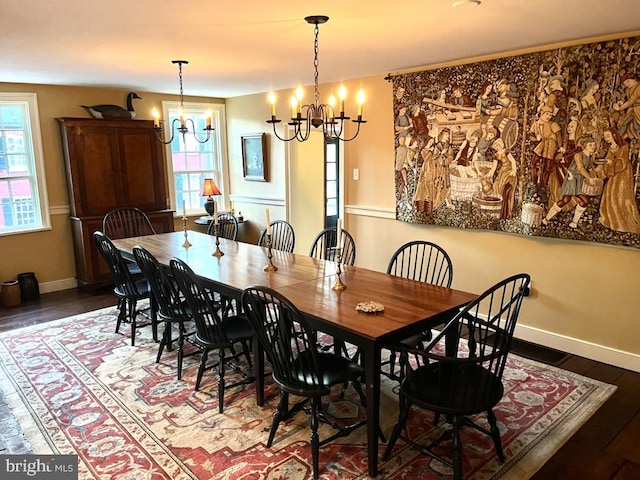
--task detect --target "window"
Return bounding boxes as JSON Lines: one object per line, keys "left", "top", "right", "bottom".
{"left": 324, "top": 138, "right": 340, "bottom": 229}
{"left": 161, "top": 102, "right": 228, "bottom": 216}
{"left": 0, "top": 93, "right": 49, "bottom": 235}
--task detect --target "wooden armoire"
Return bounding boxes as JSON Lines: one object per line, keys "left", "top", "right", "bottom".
{"left": 58, "top": 117, "right": 174, "bottom": 291}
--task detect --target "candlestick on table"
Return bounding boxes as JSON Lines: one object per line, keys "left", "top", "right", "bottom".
{"left": 212, "top": 222, "right": 224, "bottom": 257}
{"left": 263, "top": 233, "right": 278, "bottom": 272}
{"left": 181, "top": 201, "right": 192, "bottom": 248}
{"left": 332, "top": 251, "right": 346, "bottom": 291}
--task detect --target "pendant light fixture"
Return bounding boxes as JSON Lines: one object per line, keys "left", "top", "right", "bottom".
{"left": 152, "top": 60, "right": 213, "bottom": 145}
{"left": 266, "top": 16, "right": 366, "bottom": 143}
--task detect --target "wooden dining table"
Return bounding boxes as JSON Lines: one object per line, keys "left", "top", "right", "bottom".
{"left": 112, "top": 231, "right": 477, "bottom": 477}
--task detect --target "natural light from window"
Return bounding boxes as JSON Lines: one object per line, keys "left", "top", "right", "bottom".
{"left": 161, "top": 102, "right": 227, "bottom": 217}
{"left": 0, "top": 93, "right": 49, "bottom": 235}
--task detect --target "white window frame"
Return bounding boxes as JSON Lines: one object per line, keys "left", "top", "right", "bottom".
{"left": 160, "top": 101, "right": 229, "bottom": 217}
{"left": 0, "top": 93, "right": 50, "bottom": 236}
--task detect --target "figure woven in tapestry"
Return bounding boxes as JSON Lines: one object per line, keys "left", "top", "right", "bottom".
{"left": 392, "top": 35, "right": 640, "bottom": 249}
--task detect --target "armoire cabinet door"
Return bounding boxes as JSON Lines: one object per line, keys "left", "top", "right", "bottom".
{"left": 59, "top": 118, "right": 168, "bottom": 217}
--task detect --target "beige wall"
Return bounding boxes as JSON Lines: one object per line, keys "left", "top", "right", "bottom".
{"left": 0, "top": 82, "right": 222, "bottom": 290}
{"left": 226, "top": 75, "right": 640, "bottom": 371}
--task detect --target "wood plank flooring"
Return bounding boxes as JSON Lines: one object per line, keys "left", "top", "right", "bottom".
{"left": 1, "top": 288, "right": 639, "bottom": 479}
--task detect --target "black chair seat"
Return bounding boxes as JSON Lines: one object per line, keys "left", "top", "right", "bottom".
{"left": 292, "top": 351, "right": 365, "bottom": 390}
{"left": 197, "top": 315, "right": 254, "bottom": 346}
{"left": 114, "top": 278, "right": 150, "bottom": 300}
{"left": 403, "top": 362, "right": 504, "bottom": 416}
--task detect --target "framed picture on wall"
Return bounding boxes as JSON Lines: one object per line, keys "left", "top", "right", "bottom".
{"left": 241, "top": 133, "right": 267, "bottom": 181}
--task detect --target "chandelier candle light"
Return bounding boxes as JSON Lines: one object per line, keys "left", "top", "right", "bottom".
{"left": 266, "top": 15, "right": 366, "bottom": 142}
{"left": 153, "top": 60, "right": 214, "bottom": 145}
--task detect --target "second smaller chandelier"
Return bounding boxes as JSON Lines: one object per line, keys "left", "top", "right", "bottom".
{"left": 267, "top": 16, "right": 366, "bottom": 143}
{"left": 153, "top": 60, "right": 214, "bottom": 145}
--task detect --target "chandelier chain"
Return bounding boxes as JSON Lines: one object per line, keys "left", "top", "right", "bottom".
{"left": 313, "top": 23, "right": 320, "bottom": 107}
{"left": 178, "top": 62, "right": 185, "bottom": 109}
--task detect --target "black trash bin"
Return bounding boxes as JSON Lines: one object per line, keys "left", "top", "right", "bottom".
{"left": 17, "top": 272, "right": 40, "bottom": 301}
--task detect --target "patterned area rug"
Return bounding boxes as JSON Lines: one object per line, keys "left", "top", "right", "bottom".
{"left": 0, "top": 307, "right": 615, "bottom": 479}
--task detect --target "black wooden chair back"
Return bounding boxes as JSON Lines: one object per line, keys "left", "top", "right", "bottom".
{"left": 133, "top": 246, "right": 185, "bottom": 319}
{"left": 170, "top": 258, "right": 233, "bottom": 348}
{"left": 386, "top": 240, "right": 453, "bottom": 288}
{"left": 309, "top": 227, "right": 356, "bottom": 266}
{"left": 241, "top": 286, "right": 326, "bottom": 396}
{"left": 170, "top": 258, "right": 254, "bottom": 411}
{"left": 103, "top": 207, "right": 156, "bottom": 239}
{"left": 207, "top": 212, "right": 238, "bottom": 241}
{"left": 133, "top": 246, "right": 194, "bottom": 379}
{"left": 258, "top": 220, "right": 295, "bottom": 253}
{"left": 384, "top": 273, "right": 531, "bottom": 480}
{"left": 94, "top": 231, "right": 141, "bottom": 298}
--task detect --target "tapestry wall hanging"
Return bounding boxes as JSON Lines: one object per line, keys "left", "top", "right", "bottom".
{"left": 391, "top": 35, "right": 640, "bottom": 249}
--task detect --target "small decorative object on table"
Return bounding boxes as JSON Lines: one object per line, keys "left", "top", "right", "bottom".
{"left": 355, "top": 301, "right": 385, "bottom": 314}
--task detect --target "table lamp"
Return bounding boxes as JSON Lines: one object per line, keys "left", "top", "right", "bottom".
{"left": 201, "top": 178, "right": 221, "bottom": 217}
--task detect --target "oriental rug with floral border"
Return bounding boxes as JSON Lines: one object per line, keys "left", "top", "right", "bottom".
{"left": 0, "top": 307, "right": 615, "bottom": 479}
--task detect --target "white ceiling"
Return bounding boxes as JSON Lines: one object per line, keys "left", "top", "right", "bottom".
{"left": 1, "top": 0, "right": 639, "bottom": 98}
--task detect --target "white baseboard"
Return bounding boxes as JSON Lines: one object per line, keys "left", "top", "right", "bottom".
{"left": 515, "top": 323, "right": 640, "bottom": 373}
{"left": 39, "top": 278, "right": 78, "bottom": 294}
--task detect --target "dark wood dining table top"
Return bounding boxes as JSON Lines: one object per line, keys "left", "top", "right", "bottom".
{"left": 112, "top": 231, "right": 331, "bottom": 292}
{"left": 276, "top": 265, "right": 477, "bottom": 343}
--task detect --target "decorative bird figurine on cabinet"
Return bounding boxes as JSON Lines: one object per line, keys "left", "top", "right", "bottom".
{"left": 82, "top": 92, "right": 142, "bottom": 119}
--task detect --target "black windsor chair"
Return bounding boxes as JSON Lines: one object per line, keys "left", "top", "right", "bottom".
{"left": 257, "top": 219, "right": 295, "bottom": 253}
{"left": 133, "top": 246, "right": 197, "bottom": 380}
{"left": 383, "top": 273, "right": 531, "bottom": 480}
{"left": 103, "top": 207, "right": 157, "bottom": 276}
{"left": 308, "top": 227, "right": 356, "bottom": 266}
{"left": 206, "top": 212, "right": 239, "bottom": 241}
{"left": 93, "top": 231, "right": 157, "bottom": 346}
{"left": 241, "top": 286, "right": 367, "bottom": 479}
{"left": 383, "top": 240, "right": 454, "bottom": 379}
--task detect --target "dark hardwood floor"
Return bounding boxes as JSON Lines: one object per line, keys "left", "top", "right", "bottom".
{"left": 1, "top": 288, "right": 639, "bottom": 478}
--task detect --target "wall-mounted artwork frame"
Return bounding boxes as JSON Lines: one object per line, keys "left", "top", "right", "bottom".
{"left": 242, "top": 133, "right": 267, "bottom": 181}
